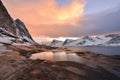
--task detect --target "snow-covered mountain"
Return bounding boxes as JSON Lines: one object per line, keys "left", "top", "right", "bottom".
{"left": 0, "top": 1, "right": 35, "bottom": 45}
{"left": 51, "top": 39, "right": 63, "bottom": 47}
{"left": 50, "top": 34, "right": 120, "bottom": 47}
{"left": 103, "top": 34, "right": 120, "bottom": 46}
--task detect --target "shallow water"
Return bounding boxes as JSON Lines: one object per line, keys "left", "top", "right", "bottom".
{"left": 30, "top": 52, "right": 82, "bottom": 61}
{"left": 30, "top": 51, "right": 97, "bottom": 68}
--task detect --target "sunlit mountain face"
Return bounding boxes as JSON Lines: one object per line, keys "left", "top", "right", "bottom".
{"left": 3, "top": 0, "right": 120, "bottom": 37}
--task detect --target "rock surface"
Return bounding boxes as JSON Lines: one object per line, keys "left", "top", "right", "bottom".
{"left": 0, "top": 0, "right": 120, "bottom": 80}
{"left": 0, "top": 44, "right": 120, "bottom": 80}
{"left": 0, "top": 0, "right": 35, "bottom": 45}
{"left": 0, "top": 0, "right": 16, "bottom": 34}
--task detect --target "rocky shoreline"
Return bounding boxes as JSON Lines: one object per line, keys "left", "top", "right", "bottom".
{"left": 0, "top": 0, "right": 119, "bottom": 79}
{"left": 0, "top": 45, "right": 120, "bottom": 80}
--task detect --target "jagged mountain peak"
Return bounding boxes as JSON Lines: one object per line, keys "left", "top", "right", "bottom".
{"left": 51, "top": 39, "right": 63, "bottom": 46}
{"left": 63, "top": 39, "right": 74, "bottom": 44}
{"left": 105, "top": 33, "right": 120, "bottom": 38}
{"left": 50, "top": 33, "right": 120, "bottom": 47}
{"left": 0, "top": 0, "right": 16, "bottom": 34}
{"left": 0, "top": 0, "right": 35, "bottom": 45}
{"left": 82, "top": 36, "right": 95, "bottom": 42}
{"left": 14, "top": 18, "right": 33, "bottom": 41}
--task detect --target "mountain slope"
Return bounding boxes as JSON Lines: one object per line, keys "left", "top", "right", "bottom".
{"left": 51, "top": 39, "right": 63, "bottom": 46}
{"left": 0, "top": 0, "right": 16, "bottom": 34}
{"left": 50, "top": 34, "right": 120, "bottom": 47}
{"left": 14, "top": 19, "right": 34, "bottom": 43}
{"left": 0, "top": 0, "right": 35, "bottom": 45}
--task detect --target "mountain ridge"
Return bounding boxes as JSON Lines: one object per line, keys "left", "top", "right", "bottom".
{"left": 50, "top": 34, "right": 120, "bottom": 47}
{"left": 0, "top": 0, "right": 35, "bottom": 45}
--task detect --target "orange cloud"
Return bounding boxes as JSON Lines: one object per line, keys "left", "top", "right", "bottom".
{"left": 3, "top": 0, "right": 86, "bottom": 37}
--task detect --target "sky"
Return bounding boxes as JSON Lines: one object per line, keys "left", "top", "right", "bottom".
{"left": 2, "top": 0, "right": 120, "bottom": 38}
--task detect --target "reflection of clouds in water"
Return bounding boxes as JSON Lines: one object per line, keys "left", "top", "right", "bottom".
{"left": 30, "top": 51, "right": 97, "bottom": 68}
{"left": 54, "top": 52, "right": 68, "bottom": 61}
{"left": 30, "top": 51, "right": 83, "bottom": 62}
{"left": 44, "top": 52, "right": 54, "bottom": 60}
{"left": 67, "top": 54, "right": 81, "bottom": 62}
{"left": 30, "top": 52, "right": 54, "bottom": 60}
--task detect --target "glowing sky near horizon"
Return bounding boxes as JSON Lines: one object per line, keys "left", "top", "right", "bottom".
{"left": 2, "top": 0, "right": 120, "bottom": 37}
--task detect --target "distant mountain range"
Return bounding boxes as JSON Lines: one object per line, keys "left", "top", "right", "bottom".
{"left": 0, "top": 1, "right": 35, "bottom": 45}
{"left": 51, "top": 34, "right": 120, "bottom": 47}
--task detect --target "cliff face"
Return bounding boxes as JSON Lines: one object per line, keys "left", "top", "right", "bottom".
{"left": 0, "top": 0, "right": 16, "bottom": 34}
{"left": 0, "top": 0, "right": 35, "bottom": 44}
{"left": 15, "top": 19, "right": 33, "bottom": 40}
{"left": 14, "top": 19, "right": 34, "bottom": 43}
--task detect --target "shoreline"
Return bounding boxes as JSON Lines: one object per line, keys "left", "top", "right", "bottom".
{"left": 0, "top": 45, "right": 120, "bottom": 80}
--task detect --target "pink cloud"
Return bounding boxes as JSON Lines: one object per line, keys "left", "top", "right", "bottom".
{"left": 3, "top": 0, "right": 86, "bottom": 37}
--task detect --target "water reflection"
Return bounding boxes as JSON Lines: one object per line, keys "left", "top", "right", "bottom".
{"left": 30, "top": 51, "right": 82, "bottom": 62}
{"left": 30, "top": 51, "right": 97, "bottom": 68}
{"left": 30, "top": 52, "right": 54, "bottom": 60}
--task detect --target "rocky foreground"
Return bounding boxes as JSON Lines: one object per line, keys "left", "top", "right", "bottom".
{"left": 0, "top": 0, "right": 119, "bottom": 79}
{"left": 0, "top": 45, "right": 120, "bottom": 80}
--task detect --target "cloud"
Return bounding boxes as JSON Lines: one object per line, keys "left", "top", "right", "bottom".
{"left": 75, "top": 7, "right": 120, "bottom": 36}
{"left": 32, "top": 6, "right": 120, "bottom": 37}
{"left": 3, "top": 0, "right": 86, "bottom": 37}
{"left": 3, "top": 0, "right": 120, "bottom": 37}
{"left": 3, "top": 0, "right": 85, "bottom": 24}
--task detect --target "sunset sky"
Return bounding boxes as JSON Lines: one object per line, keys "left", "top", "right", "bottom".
{"left": 2, "top": 0, "right": 120, "bottom": 37}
